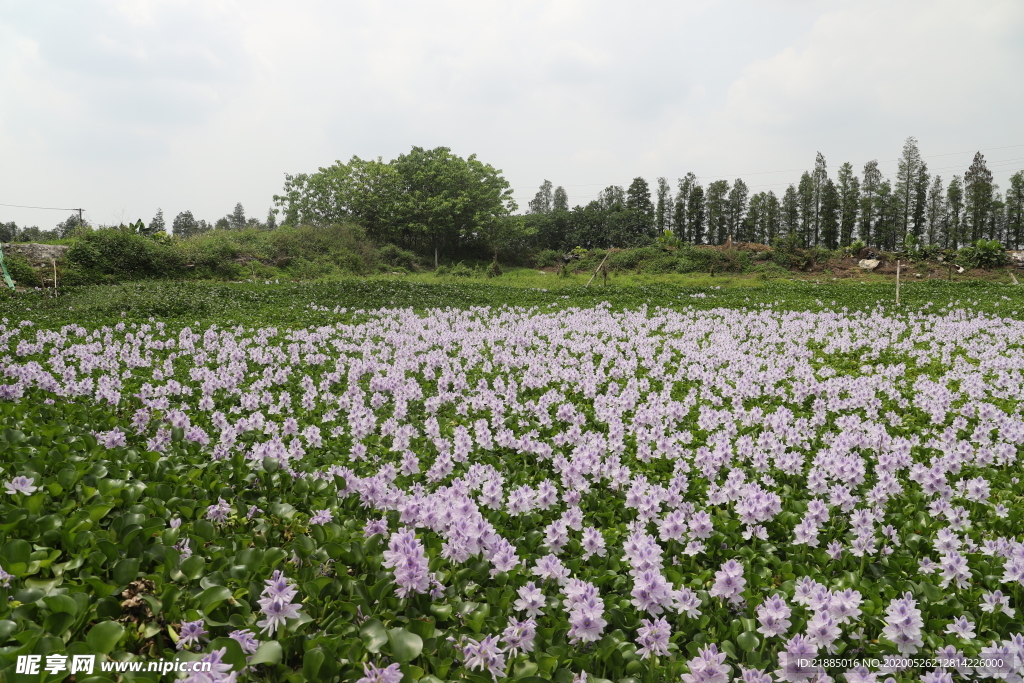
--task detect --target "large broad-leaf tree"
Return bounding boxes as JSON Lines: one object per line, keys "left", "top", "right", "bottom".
{"left": 274, "top": 147, "right": 515, "bottom": 266}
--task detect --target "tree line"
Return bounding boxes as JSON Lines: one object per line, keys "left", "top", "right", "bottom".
{"left": 4, "top": 139, "right": 1022, "bottom": 261}
{"left": 526, "top": 137, "right": 1024, "bottom": 253}
{"left": 0, "top": 203, "right": 276, "bottom": 243}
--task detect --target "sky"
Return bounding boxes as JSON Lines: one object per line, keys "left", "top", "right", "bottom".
{"left": 1, "top": 0, "right": 1022, "bottom": 230}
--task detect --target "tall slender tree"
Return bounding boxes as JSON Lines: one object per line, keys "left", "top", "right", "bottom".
{"left": 781, "top": 185, "right": 800, "bottom": 243}
{"left": 705, "top": 180, "right": 731, "bottom": 245}
{"left": 946, "top": 176, "right": 964, "bottom": 248}
{"left": 797, "top": 172, "right": 815, "bottom": 247}
{"left": 836, "top": 162, "right": 860, "bottom": 247}
{"left": 746, "top": 193, "right": 763, "bottom": 244}
{"left": 674, "top": 173, "right": 697, "bottom": 242}
{"left": 553, "top": 186, "right": 569, "bottom": 212}
{"left": 529, "top": 180, "right": 554, "bottom": 214}
{"left": 925, "top": 176, "right": 945, "bottom": 247}
{"left": 819, "top": 179, "right": 840, "bottom": 249}
{"left": 964, "top": 152, "right": 994, "bottom": 243}
{"left": 626, "top": 177, "right": 655, "bottom": 245}
{"left": 895, "top": 136, "right": 924, "bottom": 247}
{"left": 688, "top": 185, "right": 706, "bottom": 244}
{"left": 655, "top": 177, "right": 673, "bottom": 235}
{"left": 762, "top": 191, "right": 781, "bottom": 244}
{"left": 859, "top": 160, "right": 882, "bottom": 245}
{"left": 726, "top": 179, "right": 749, "bottom": 243}
{"left": 811, "top": 152, "right": 828, "bottom": 246}
{"left": 1006, "top": 171, "right": 1024, "bottom": 249}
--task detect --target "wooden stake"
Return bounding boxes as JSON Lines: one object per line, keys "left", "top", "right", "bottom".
{"left": 1011, "top": 271, "right": 1019, "bottom": 285}
{"left": 52, "top": 259, "right": 57, "bottom": 297}
{"left": 586, "top": 253, "right": 610, "bottom": 288}
{"left": 895, "top": 259, "right": 901, "bottom": 305}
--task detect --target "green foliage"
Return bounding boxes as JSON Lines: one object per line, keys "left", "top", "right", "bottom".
{"left": 957, "top": 239, "right": 1007, "bottom": 269}
{"left": 66, "top": 228, "right": 185, "bottom": 281}
{"left": 2, "top": 251, "right": 41, "bottom": 287}
{"left": 532, "top": 249, "right": 559, "bottom": 268}
{"left": 486, "top": 258, "right": 503, "bottom": 278}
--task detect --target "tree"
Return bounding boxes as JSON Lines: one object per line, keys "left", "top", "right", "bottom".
{"left": 553, "top": 186, "right": 569, "bottom": 212}
{"left": 688, "top": 185, "right": 706, "bottom": 244}
{"left": 625, "top": 177, "right": 655, "bottom": 245}
{"left": 705, "top": 180, "right": 730, "bottom": 245}
{"left": 874, "top": 180, "right": 899, "bottom": 250}
{"left": 172, "top": 210, "right": 202, "bottom": 238}
{"left": 859, "top": 160, "right": 882, "bottom": 245}
{"left": 811, "top": 152, "right": 828, "bottom": 246}
{"left": 946, "top": 176, "right": 964, "bottom": 248}
{"left": 229, "top": 203, "right": 246, "bottom": 230}
{"left": 529, "top": 180, "right": 554, "bottom": 215}
{"left": 391, "top": 146, "right": 516, "bottom": 266}
{"left": 895, "top": 136, "right": 924, "bottom": 246}
{"left": 674, "top": 173, "right": 697, "bottom": 242}
{"left": 836, "top": 162, "right": 860, "bottom": 247}
{"left": 762, "top": 191, "right": 781, "bottom": 244}
{"left": 598, "top": 185, "right": 625, "bottom": 211}
{"left": 655, "top": 177, "right": 672, "bottom": 235}
{"left": 726, "top": 179, "right": 749, "bottom": 242}
{"left": 781, "top": 185, "right": 800, "bottom": 242}
{"left": 797, "top": 172, "right": 815, "bottom": 247}
{"left": 266, "top": 208, "right": 278, "bottom": 231}
{"left": 1006, "top": 171, "right": 1024, "bottom": 249}
{"left": 964, "top": 152, "right": 994, "bottom": 243}
{"left": 56, "top": 213, "right": 89, "bottom": 238}
{"left": 925, "top": 176, "right": 945, "bottom": 247}
{"left": 819, "top": 179, "right": 840, "bottom": 249}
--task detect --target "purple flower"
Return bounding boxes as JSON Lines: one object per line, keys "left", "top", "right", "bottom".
{"left": 181, "top": 647, "right": 236, "bottom": 683}
{"left": 206, "top": 498, "right": 232, "bottom": 523}
{"left": 4, "top": 476, "right": 37, "bottom": 496}
{"left": 532, "top": 553, "right": 571, "bottom": 585}
{"left": 364, "top": 517, "right": 389, "bottom": 537}
{"left": 309, "top": 509, "right": 333, "bottom": 525}
{"left": 356, "top": 662, "right": 403, "bottom": 683}
{"left": 256, "top": 570, "right": 304, "bottom": 636}
{"left": 382, "top": 527, "right": 431, "bottom": 598}
{"left": 682, "top": 643, "right": 730, "bottom": 683}
{"left": 636, "top": 617, "right": 671, "bottom": 659}
{"left": 501, "top": 616, "right": 537, "bottom": 656}
{"left": 756, "top": 594, "right": 792, "bottom": 638}
{"left": 461, "top": 635, "right": 506, "bottom": 681}
{"left": 513, "top": 582, "right": 546, "bottom": 617}
{"left": 229, "top": 629, "right": 260, "bottom": 655}
{"left": 176, "top": 619, "right": 208, "bottom": 651}
{"left": 944, "top": 616, "right": 976, "bottom": 639}
{"left": 0, "top": 564, "right": 13, "bottom": 587}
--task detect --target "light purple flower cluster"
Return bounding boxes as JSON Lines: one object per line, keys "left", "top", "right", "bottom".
{"left": 382, "top": 527, "right": 432, "bottom": 598}
{"left": 356, "top": 662, "right": 403, "bottom": 683}
{"left": 681, "top": 643, "right": 730, "bottom": 683}
{"left": 562, "top": 578, "right": 607, "bottom": 644}
{"left": 176, "top": 619, "right": 208, "bottom": 651}
{"left": 709, "top": 559, "right": 747, "bottom": 606}
{"left": 881, "top": 592, "right": 924, "bottom": 656}
{"left": 256, "top": 569, "right": 304, "bottom": 636}
{"left": 635, "top": 616, "right": 671, "bottom": 659}
{"left": 206, "top": 498, "right": 232, "bottom": 523}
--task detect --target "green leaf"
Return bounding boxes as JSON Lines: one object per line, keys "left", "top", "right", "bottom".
{"left": 737, "top": 631, "right": 760, "bottom": 652}
{"left": 180, "top": 556, "right": 206, "bottom": 580}
{"left": 199, "top": 585, "right": 233, "bottom": 613}
{"left": 249, "top": 640, "right": 283, "bottom": 666}
{"left": 302, "top": 647, "right": 326, "bottom": 679}
{"left": 44, "top": 595, "right": 79, "bottom": 616}
{"left": 0, "top": 539, "right": 31, "bottom": 565}
{"left": 360, "top": 618, "right": 388, "bottom": 654}
{"left": 113, "top": 558, "right": 140, "bottom": 585}
{"left": 387, "top": 627, "right": 423, "bottom": 663}
{"left": 86, "top": 621, "right": 125, "bottom": 654}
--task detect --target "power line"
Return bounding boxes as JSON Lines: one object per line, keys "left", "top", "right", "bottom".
{"left": 0, "top": 202, "right": 81, "bottom": 211}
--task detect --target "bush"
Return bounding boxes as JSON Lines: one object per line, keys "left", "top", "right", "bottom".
{"left": 749, "top": 263, "right": 789, "bottom": 280}
{"left": 288, "top": 258, "right": 338, "bottom": 280}
{"left": 486, "top": 258, "right": 503, "bottom": 278}
{"left": 957, "top": 239, "right": 1007, "bottom": 269}
{"left": 67, "top": 228, "right": 185, "bottom": 281}
{"left": 533, "top": 249, "right": 559, "bottom": 268}
{"left": 378, "top": 243, "right": 419, "bottom": 271}
{"left": 2, "top": 251, "right": 41, "bottom": 287}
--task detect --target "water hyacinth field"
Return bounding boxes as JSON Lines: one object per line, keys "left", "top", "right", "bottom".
{"left": 3, "top": 280, "right": 1024, "bottom": 683}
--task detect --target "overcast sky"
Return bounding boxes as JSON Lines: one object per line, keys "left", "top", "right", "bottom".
{"left": 1, "top": 0, "right": 1022, "bottom": 230}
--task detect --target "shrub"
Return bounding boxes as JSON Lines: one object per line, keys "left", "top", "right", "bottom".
{"left": 378, "top": 243, "right": 419, "bottom": 271}
{"left": 486, "top": 258, "right": 503, "bottom": 278}
{"left": 3, "top": 251, "right": 41, "bottom": 287}
{"left": 67, "top": 228, "right": 185, "bottom": 280}
{"left": 533, "top": 249, "right": 559, "bottom": 268}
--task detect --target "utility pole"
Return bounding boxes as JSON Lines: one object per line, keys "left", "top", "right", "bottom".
{"left": 78, "top": 208, "right": 83, "bottom": 228}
